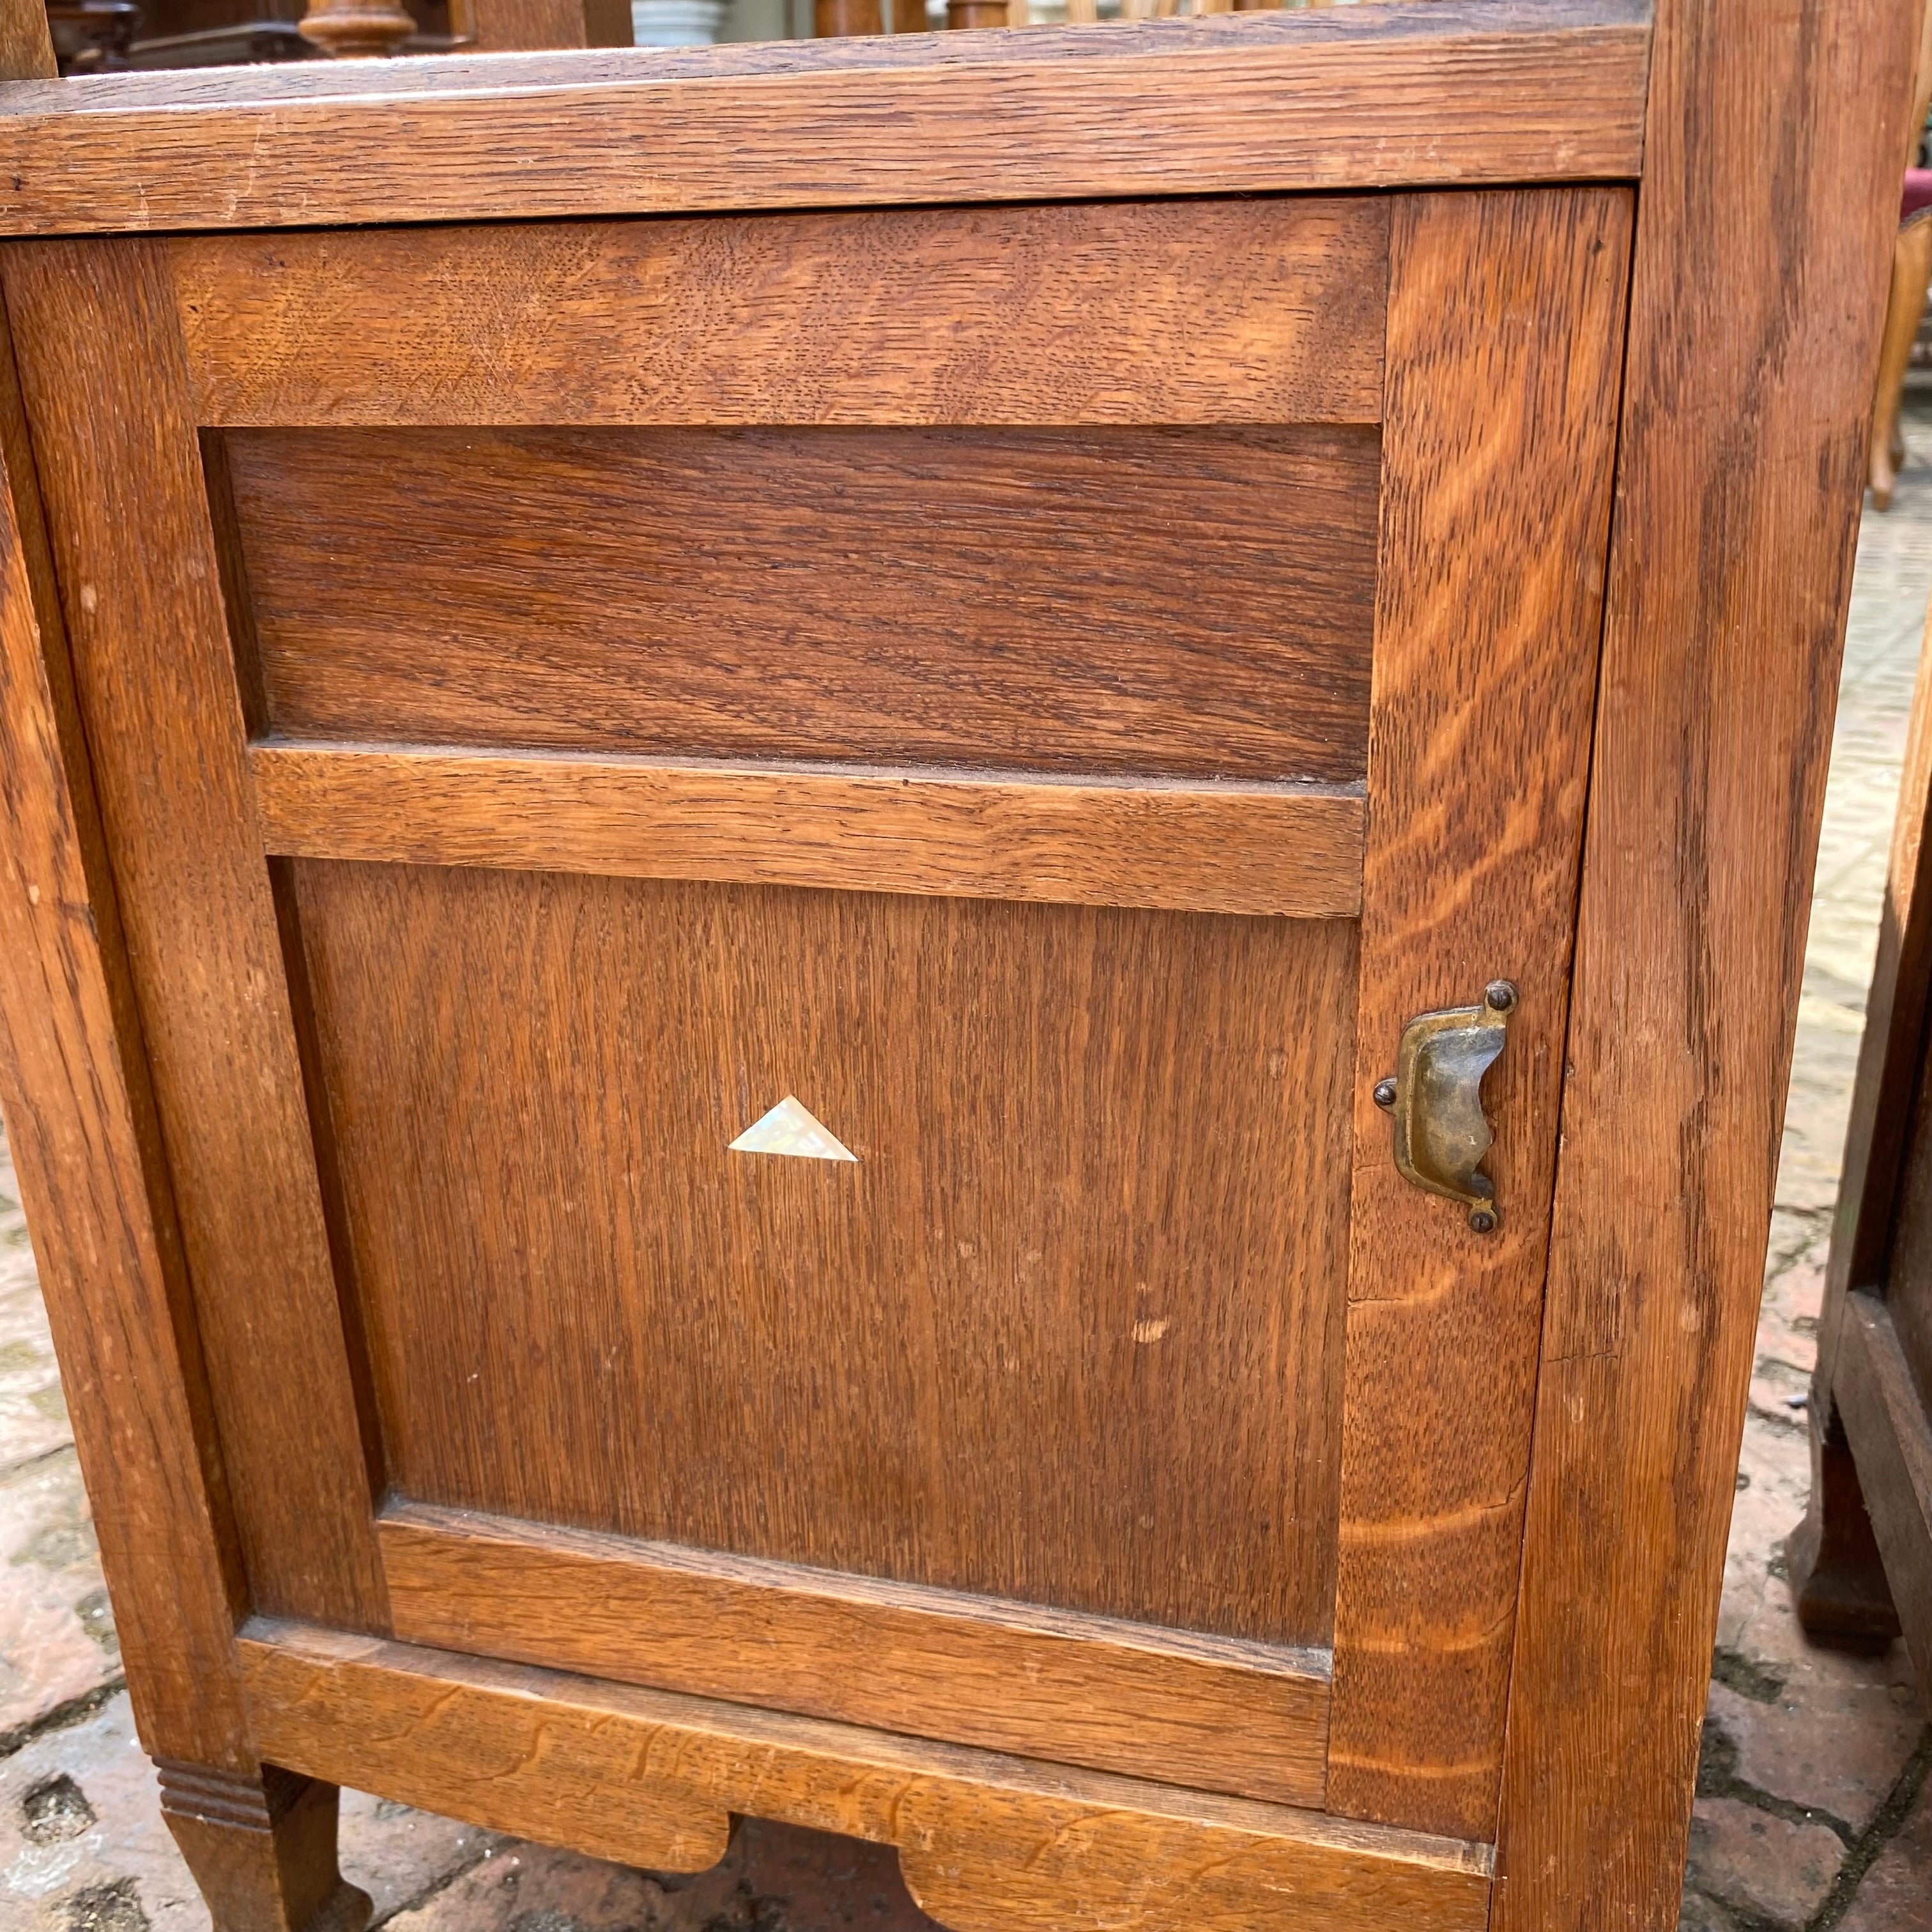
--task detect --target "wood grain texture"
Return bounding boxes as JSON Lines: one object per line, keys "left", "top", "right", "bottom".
{"left": 1833, "top": 1293, "right": 1932, "bottom": 1712}
{"left": 1857, "top": 961, "right": 1932, "bottom": 1409}
{"left": 0, "top": 0, "right": 53, "bottom": 82}
{"left": 466, "top": 0, "right": 633, "bottom": 48}
{"left": 1492, "top": 0, "right": 1922, "bottom": 1925}
{"left": 1793, "top": 565, "right": 1932, "bottom": 1651}
{"left": 291, "top": 859, "right": 1354, "bottom": 1647}
{"left": 224, "top": 425, "right": 1377, "bottom": 784}
{"left": 379, "top": 1502, "right": 1331, "bottom": 1809}
{"left": 1816, "top": 617, "right": 1932, "bottom": 1418}
{"left": 177, "top": 201, "right": 1386, "bottom": 427}
{"left": 0, "top": 293, "right": 250, "bottom": 1770}
{"left": 250, "top": 746, "right": 1365, "bottom": 920}
{"left": 0, "top": 4, "right": 1648, "bottom": 236}
{"left": 240, "top": 1621, "right": 1496, "bottom": 1932}
{"left": 1, "top": 238, "right": 388, "bottom": 1630}
{"left": 157, "top": 1762, "right": 371, "bottom": 1932}
{"left": 1326, "top": 188, "right": 1630, "bottom": 1840}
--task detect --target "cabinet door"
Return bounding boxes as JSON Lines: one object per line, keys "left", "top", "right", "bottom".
{"left": 4, "top": 183, "right": 1627, "bottom": 1850}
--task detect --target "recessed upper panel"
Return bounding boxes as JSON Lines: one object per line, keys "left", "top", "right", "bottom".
{"left": 223, "top": 422, "right": 1379, "bottom": 781}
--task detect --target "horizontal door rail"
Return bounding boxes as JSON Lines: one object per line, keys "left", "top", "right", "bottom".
{"left": 380, "top": 1500, "right": 1333, "bottom": 1809}
{"left": 249, "top": 740, "right": 1366, "bottom": 918}
{"left": 0, "top": 2, "right": 1648, "bottom": 237}
{"left": 241, "top": 1618, "right": 1494, "bottom": 1932}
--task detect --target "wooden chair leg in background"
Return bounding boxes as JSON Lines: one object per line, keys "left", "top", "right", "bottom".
{"left": 1786, "top": 1409, "right": 1904, "bottom": 1650}
{"left": 158, "top": 1764, "right": 372, "bottom": 1932}
{"left": 1869, "top": 211, "right": 1932, "bottom": 509}
{"left": 295, "top": 0, "right": 417, "bottom": 55}
{"left": 816, "top": 0, "right": 881, "bottom": 30}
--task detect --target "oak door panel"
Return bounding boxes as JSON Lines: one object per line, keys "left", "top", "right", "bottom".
{"left": 0, "top": 181, "right": 1632, "bottom": 1844}
{"left": 222, "top": 424, "right": 1379, "bottom": 784}
{"left": 289, "top": 858, "right": 1357, "bottom": 1648}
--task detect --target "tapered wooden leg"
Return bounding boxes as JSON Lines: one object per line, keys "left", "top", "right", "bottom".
{"left": 1786, "top": 1409, "right": 1902, "bottom": 1651}
{"left": 158, "top": 1762, "right": 371, "bottom": 1932}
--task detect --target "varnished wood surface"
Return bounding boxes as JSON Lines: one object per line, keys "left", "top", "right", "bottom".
{"left": 0, "top": 4, "right": 1648, "bottom": 235}
{"left": 1815, "top": 629, "right": 1932, "bottom": 1679}
{"left": 0, "top": 0, "right": 1903, "bottom": 1921}
{"left": 0, "top": 0, "right": 51, "bottom": 81}
{"left": 1326, "top": 188, "right": 1630, "bottom": 1840}
{"left": 1796, "top": 528, "right": 1932, "bottom": 1659}
{"left": 380, "top": 1503, "right": 1331, "bottom": 1809}
{"left": 292, "top": 859, "right": 1355, "bottom": 1646}
{"left": 240, "top": 1621, "right": 1495, "bottom": 1932}
{"left": 225, "top": 425, "right": 1376, "bottom": 782}
{"left": 1861, "top": 988, "right": 1932, "bottom": 1403}
{"left": 1816, "top": 623, "right": 1932, "bottom": 1420}
{"left": 0, "top": 295, "right": 250, "bottom": 1768}
{"left": 1831, "top": 1282, "right": 1932, "bottom": 1708}
{"left": 1833, "top": 1293, "right": 1932, "bottom": 1710}
{"left": 1493, "top": 0, "right": 1921, "bottom": 1924}
{"left": 179, "top": 202, "right": 1387, "bottom": 427}
{"left": 250, "top": 746, "right": 1366, "bottom": 921}
{"left": 466, "top": 0, "right": 634, "bottom": 48}
{"left": 1, "top": 238, "right": 390, "bottom": 1631}
{"left": 157, "top": 1762, "right": 371, "bottom": 1932}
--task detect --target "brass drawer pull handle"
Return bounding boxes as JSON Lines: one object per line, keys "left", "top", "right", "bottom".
{"left": 1371, "top": 981, "right": 1516, "bottom": 1234}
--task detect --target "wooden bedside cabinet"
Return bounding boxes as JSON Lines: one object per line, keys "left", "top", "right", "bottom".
{"left": 0, "top": 3, "right": 1911, "bottom": 1929}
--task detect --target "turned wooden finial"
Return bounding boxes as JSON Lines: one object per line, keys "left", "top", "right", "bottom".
{"left": 297, "top": 0, "right": 418, "bottom": 56}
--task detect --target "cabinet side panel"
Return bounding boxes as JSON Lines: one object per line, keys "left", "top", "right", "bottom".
{"left": 1496, "top": 1, "right": 1921, "bottom": 1926}
{"left": 0, "top": 291, "right": 250, "bottom": 1765}
{"left": 3, "top": 236, "right": 388, "bottom": 1630}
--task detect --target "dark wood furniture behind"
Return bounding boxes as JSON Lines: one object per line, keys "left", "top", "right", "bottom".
{"left": 1790, "top": 617, "right": 1932, "bottom": 1709}
{"left": 0, "top": 6, "right": 1913, "bottom": 1932}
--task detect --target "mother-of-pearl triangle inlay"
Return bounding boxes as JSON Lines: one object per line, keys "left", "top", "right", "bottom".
{"left": 728, "top": 1096, "right": 858, "bottom": 1162}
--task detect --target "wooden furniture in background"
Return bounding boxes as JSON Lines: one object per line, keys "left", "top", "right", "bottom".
{"left": 1871, "top": 210, "right": 1932, "bottom": 507}
{"left": 1868, "top": 0, "right": 1932, "bottom": 506}
{"left": 1788, "top": 615, "right": 1932, "bottom": 1712}
{"left": 43, "top": 0, "right": 481, "bottom": 76}
{"left": 0, "top": 4, "right": 1913, "bottom": 1932}
{"left": 295, "top": 0, "right": 625, "bottom": 58}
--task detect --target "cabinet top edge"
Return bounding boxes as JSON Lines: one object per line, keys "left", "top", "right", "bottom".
{"left": 0, "top": 1, "right": 1650, "bottom": 118}
{"left": 0, "top": 1, "right": 1648, "bottom": 239}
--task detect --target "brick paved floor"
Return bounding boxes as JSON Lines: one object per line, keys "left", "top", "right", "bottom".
{"left": 3, "top": 421, "right": 1931, "bottom": 1928}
